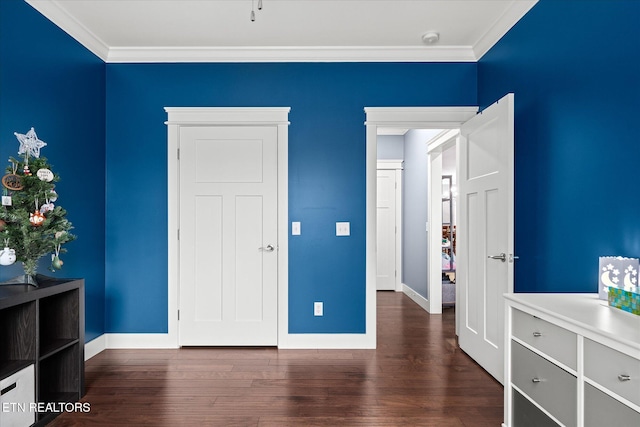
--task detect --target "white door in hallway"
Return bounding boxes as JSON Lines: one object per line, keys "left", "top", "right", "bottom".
{"left": 377, "top": 169, "right": 397, "bottom": 290}
{"left": 179, "top": 126, "right": 278, "bottom": 346}
{"left": 457, "top": 93, "right": 514, "bottom": 384}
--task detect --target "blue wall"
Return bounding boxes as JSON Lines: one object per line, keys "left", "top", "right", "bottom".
{"left": 105, "top": 63, "right": 476, "bottom": 333}
{"left": 0, "top": 0, "right": 106, "bottom": 340}
{"left": 7, "top": 0, "right": 634, "bottom": 338}
{"left": 478, "top": 0, "right": 640, "bottom": 292}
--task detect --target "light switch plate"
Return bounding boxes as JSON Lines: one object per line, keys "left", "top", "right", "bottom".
{"left": 292, "top": 221, "right": 301, "bottom": 235}
{"left": 336, "top": 222, "right": 350, "bottom": 236}
{"left": 314, "top": 302, "right": 323, "bottom": 316}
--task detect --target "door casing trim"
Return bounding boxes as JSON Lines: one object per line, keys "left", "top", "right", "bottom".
{"left": 166, "top": 107, "right": 290, "bottom": 348}
{"left": 365, "top": 107, "right": 477, "bottom": 331}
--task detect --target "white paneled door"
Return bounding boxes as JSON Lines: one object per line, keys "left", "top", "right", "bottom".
{"left": 376, "top": 169, "right": 397, "bottom": 290}
{"left": 457, "top": 93, "right": 514, "bottom": 384}
{"left": 179, "top": 126, "right": 278, "bottom": 346}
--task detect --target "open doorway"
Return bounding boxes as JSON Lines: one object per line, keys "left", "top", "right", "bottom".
{"left": 426, "top": 130, "right": 460, "bottom": 313}
{"left": 376, "top": 129, "right": 446, "bottom": 305}
{"left": 365, "top": 106, "right": 477, "bottom": 349}
{"left": 440, "top": 144, "right": 457, "bottom": 306}
{"left": 375, "top": 127, "right": 459, "bottom": 314}
{"left": 376, "top": 128, "right": 405, "bottom": 292}
{"left": 366, "top": 97, "right": 515, "bottom": 384}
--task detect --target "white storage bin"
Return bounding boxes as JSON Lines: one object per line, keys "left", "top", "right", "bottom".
{"left": 0, "top": 364, "right": 35, "bottom": 427}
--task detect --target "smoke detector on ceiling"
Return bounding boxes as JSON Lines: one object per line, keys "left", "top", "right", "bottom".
{"left": 422, "top": 32, "right": 440, "bottom": 44}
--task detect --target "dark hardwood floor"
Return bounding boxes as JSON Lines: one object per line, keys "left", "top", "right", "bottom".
{"left": 50, "top": 292, "right": 503, "bottom": 426}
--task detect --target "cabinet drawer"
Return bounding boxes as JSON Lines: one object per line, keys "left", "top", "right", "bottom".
{"left": 512, "top": 340, "right": 577, "bottom": 427}
{"left": 584, "top": 383, "right": 640, "bottom": 427}
{"left": 584, "top": 338, "right": 640, "bottom": 407}
{"left": 513, "top": 388, "right": 560, "bottom": 427}
{"left": 512, "top": 308, "right": 577, "bottom": 370}
{"left": 0, "top": 364, "right": 35, "bottom": 427}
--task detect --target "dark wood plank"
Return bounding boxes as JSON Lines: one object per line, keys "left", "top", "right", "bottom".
{"left": 49, "top": 292, "right": 503, "bottom": 426}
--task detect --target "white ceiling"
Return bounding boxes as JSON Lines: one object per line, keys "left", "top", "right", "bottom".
{"left": 26, "top": 0, "right": 537, "bottom": 63}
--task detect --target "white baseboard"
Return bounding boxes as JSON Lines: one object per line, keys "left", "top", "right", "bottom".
{"left": 84, "top": 333, "right": 177, "bottom": 360}
{"left": 84, "top": 332, "right": 375, "bottom": 355}
{"left": 84, "top": 335, "right": 106, "bottom": 360}
{"left": 105, "top": 333, "right": 178, "bottom": 349}
{"left": 402, "top": 283, "right": 431, "bottom": 313}
{"left": 278, "top": 333, "right": 375, "bottom": 349}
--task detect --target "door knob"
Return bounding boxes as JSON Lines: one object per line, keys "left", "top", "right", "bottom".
{"left": 259, "top": 245, "right": 275, "bottom": 252}
{"left": 487, "top": 253, "right": 506, "bottom": 262}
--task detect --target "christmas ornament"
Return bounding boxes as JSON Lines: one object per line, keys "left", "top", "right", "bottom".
{"left": 2, "top": 161, "right": 23, "bottom": 190}
{"left": 40, "top": 203, "right": 54, "bottom": 214}
{"left": 0, "top": 247, "right": 16, "bottom": 266}
{"left": 0, "top": 239, "right": 16, "bottom": 266}
{"left": 48, "top": 189, "right": 58, "bottom": 202}
{"left": 1, "top": 174, "right": 23, "bottom": 190}
{"left": 15, "top": 127, "right": 47, "bottom": 159}
{"left": 23, "top": 165, "right": 32, "bottom": 176}
{"left": 40, "top": 193, "right": 54, "bottom": 214}
{"left": 30, "top": 198, "right": 45, "bottom": 225}
{"left": 0, "top": 219, "right": 5, "bottom": 231}
{"left": 37, "top": 168, "right": 54, "bottom": 182}
{"left": 1, "top": 196, "right": 12, "bottom": 206}
{"left": 50, "top": 244, "right": 63, "bottom": 270}
{"left": 51, "top": 254, "right": 63, "bottom": 270}
{"left": 29, "top": 210, "right": 45, "bottom": 226}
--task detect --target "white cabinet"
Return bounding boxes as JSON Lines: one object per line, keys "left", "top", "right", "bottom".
{"left": 0, "top": 364, "right": 35, "bottom": 427}
{"left": 504, "top": 293, "right": 640, "bottom": 427}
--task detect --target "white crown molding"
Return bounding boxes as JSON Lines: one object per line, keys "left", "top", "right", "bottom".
{"left": 26, "top": 0, "right": 536, "bottom": 63}
{"left": 106, "top": 46, "right": 477, "bottom": 63}
{"left": 26, "top": 0, "right": 110, "bottom": 61}
{"left": 473, "top": 0, "right": 538, "bottom": 59}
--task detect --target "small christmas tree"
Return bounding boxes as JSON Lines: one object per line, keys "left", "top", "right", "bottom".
{"left": 0, "top": 128, "right": 75, "bottom": 284}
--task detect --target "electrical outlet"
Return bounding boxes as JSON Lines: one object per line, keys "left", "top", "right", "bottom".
{"left": 314, "top": 302, "right": 323, "bottom": 316}
{"left": 336, "top": 222, "right": 350, "bottom": 236}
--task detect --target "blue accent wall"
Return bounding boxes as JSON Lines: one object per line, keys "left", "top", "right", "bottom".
{"left": 478, "top": 0, "right": 640, "bottom": 293}
{"left": 0, "top": 0, "right": 106, "bottom": 341}
{"left": 9, "top": 0, "right": 632, "bottom": 337}
{"left": 105, "top": 63, "right": 476, "bottom": 333}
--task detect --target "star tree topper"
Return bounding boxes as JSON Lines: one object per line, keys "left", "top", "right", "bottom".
{"left": 14, "top": 127, "right": 47, "bottom": 159}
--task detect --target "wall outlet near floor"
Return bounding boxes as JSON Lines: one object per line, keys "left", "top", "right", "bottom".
{"left": 314, "top": 301, "right": 323, "bottom": 316}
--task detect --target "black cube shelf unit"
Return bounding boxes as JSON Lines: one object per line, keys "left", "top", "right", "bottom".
{"left": 0, "top": 276, "right": 85, "bottom": 426}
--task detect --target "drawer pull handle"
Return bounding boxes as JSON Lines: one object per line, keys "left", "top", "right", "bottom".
{"left": 531, "top": 378, "right": 541, "bottom": 383}
{"left": 1, "top": 382, "right": 16, "bottom": 396}
{"left": 532, "top": 332, "right": 542, "bottom": 337}
{"left": 618, "top": 374, "right": 631, "bottom": 382}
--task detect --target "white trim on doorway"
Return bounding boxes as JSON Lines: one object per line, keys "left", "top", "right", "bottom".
{"left": 165, "top": 107, "right": 290, "bottom": 348}
{"left": 365, "top": 107, "right": 477, "bottom": 318}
